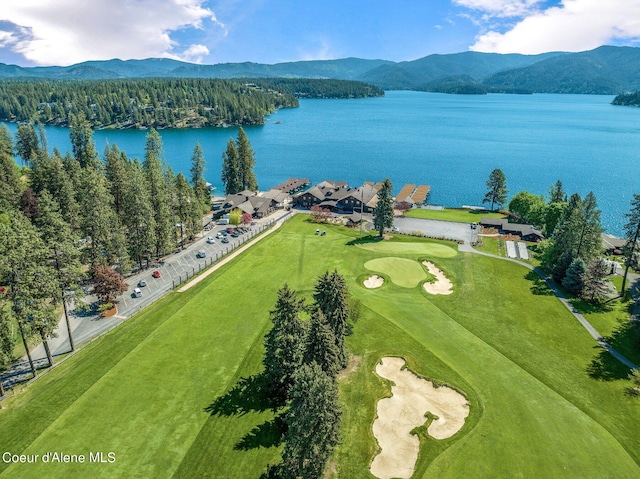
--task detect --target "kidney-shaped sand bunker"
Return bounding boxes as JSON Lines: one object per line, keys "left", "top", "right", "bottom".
{"left": 370, "top": 357, "right": 469, "bottom": 479}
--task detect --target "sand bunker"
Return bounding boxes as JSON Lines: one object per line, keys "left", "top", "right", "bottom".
{"left": 370, "top": 357, "right": 469, "bottom": 479}
{"left": 422, "top": 261, "right": 453, "bottom": 295}
{"left": 364, "top": 275, "right": 384, "bottom": 289}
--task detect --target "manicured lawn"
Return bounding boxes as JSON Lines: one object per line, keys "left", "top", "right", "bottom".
{"left": 1, "top": 214, "right": 639, "bottom": 479}
{"left": 405, "top": 207, "right": 506, "bottom": 223}
{"left": 364, "top": 257, "right": 428, "bottom": 288}
{"left": 357, "top": 240, "right": 457, "bottom": 257}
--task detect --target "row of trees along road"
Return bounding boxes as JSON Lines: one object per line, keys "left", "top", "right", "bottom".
{"left": 262, "top": 271, "right": 356, "bottom": 479}
{"left": 0, "top": 117, "right": 213, "bottom": 388}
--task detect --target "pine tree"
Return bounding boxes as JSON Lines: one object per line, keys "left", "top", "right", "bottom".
{"left": 0, "top": 210, "right": 59, "bottom": 375}
{"left": 237, "top": 127, "right": 258, "bottom": 191}
{"left": 0, "top": 301, "right": 16, "bottom": 395}
{"left": 278, "top": 362, "right": 341, "bottom": 479}
{"left": 69, "top": 112, "right": 99, "bottom": 169}
{"left": 15, "top": 123, "right": 39, "bottom": 166}
{"left": 621, "top": 194, "right": 640, "bottom": 296}
{"left": 262, "top": 284, "right": 307, "bottom": 399}
{"left": 373, "top": 178, "right": 394, "bottom": 237}
{"left": 104, "top": 144, "right": 130, "bottom": 218}
{"left": 304, "top": 310, "right": 341, "bottom": 378}
{"left": 190, "top": 142, "right": 210, "bottom": 211}
{"left": 221, "top": 138, "right": 242, "bottom": 195}
{"left": 549, "top": 180, "right": 567, "bottom": 204}
{"left": 562, "top": 258, "right": 586, "bottom": 295}
{"left": 313, "top": 270, "right": 350, "bottom": 369}
{"left": 35, "top": 191, "right": 84, "bottom": 352}
{"left": 175, "top": 173, "right": 201, "bottom": 244}
{"left": 483, "top": 168, "right": 508, "bottom": 211}
{"left": 0, "top": 124, "right": 21, "bottom": 211}
{"left": 144, "top": 129, "right": 173, "bottom": 257}
{"left": 581, "top": 258, "right": 609, "bottom": 304}
{"left": 122, "top": 159, "right": 156, "bottom": 269}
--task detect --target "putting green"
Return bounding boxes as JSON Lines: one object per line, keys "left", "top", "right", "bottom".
{"left": 357, "top": 241, "right": 457, "bottom": 257}
{"left": 364, "top": 257, "right": 427, "bottom": 288}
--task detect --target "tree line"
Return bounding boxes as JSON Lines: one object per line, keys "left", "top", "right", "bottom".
{"left": 0, "top": 117, "right": 213, "bottom": 389}
{"left": 261, "top": 271, "right": 356, "bottom": 479}
{"left": 490, "top": 172, "right": 640, "bottom": 304}
{"left": 0, "top": 78, "right": 298, "bottom": 129}
{"left": 246, "top": 78, "right": 385, "bottom": 99}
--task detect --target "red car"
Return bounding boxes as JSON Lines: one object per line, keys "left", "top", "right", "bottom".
{"left": 152, "top": 270, "right": 161, "bottom": 278}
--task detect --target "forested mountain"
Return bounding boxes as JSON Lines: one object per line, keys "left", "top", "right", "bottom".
{"left": 356, "top": 51, "right": 562, "bottom": 90}
{"left": 1, "top": 46, "right": 639, "bottom": 94}
{"left": 482, "top": 46, "right": 640, "bottom": 94}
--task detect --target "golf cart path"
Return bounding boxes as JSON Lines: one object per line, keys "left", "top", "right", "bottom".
{"left": 459, "top": 242, "right": 638, "bottom": 370}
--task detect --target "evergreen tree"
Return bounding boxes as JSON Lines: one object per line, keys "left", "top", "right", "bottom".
{"left": 313, "top": 270, "right": 350, "bottom": 369}
{"left": 0, "top": 211, "right": 59, "bottom": 375}
{"left": 549, "top": 180, "right": 567, "bottom": 204}
{"left": 221, "top": 138, "right": 242, "bottom": 195}
{"left": 621, "top": 193, "right": 640, "bottom": 296}
{"left": 574, "top": 192, "right": 603, "bottom": 260}
{"left": 15, "top": 123, "right": 39, "bottom": 166}
{"left": 35, "top": 191, "right": 84, "bottom": 352}
{"left": 123, "top": 160, "right": 156, "bottom": 269}
{"left": 581, "top": 258, "right": 609, "bottom": 304}
{"left": 190, "top": 142, "right": 210, "bottom": 211}
{"left": 49, "top": 150, "right": 81, "bottom": 230}
{"left": 0, "top": 301, "right": 16, "bottom": 396}
{"left": 262, "top": 284, "right": 307, "bottom": 399}
{"left": 304, "top": 310, "right": 341, "bottom": 378}
{"left": 175, "top": 172, "right": 201, "bottom": 245}
{"left": 278, "top": 362, "right": 341, "bottom": 479}
{"left": 237, "top": 127, "right": 258, "bottom": 191}
{"left": 104, "top": 144, "right": 130, "bottom": 217}
{"left": 373, "top": 178, "right": 394, "bottom": 237}
{"left": 562, "top": 258, "right": 586, "bottom": 295}
{"left": 483, "top": 168, "right": 508, "bottom": 211}
{"left": 69, "top": 112, "right": 99, "bottom": 169}
{"left": 0, "top": 124, "right": 22, "bottom": 211}
{"left": 143, "top": 129, "right": 173, "bottom": 257}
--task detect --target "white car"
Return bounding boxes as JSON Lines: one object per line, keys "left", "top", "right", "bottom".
{"left": 206, "top": 236, "right": 215, "bottom": 244}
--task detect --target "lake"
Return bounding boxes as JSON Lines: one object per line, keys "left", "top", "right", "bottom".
{"left": 5, "top": 91, "right": 640, "bottom": 235}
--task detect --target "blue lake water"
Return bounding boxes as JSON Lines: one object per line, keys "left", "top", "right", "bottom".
{"left": 5, "top": 91, "right": 640, "bottom": 235}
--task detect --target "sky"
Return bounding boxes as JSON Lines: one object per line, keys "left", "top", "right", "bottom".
{"left": 1, "top": 0, "right": 640, "bottom": 67}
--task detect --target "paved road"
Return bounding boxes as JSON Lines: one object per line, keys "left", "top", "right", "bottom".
{"left": 1, "top": 210, "right": 291, "bottom": 392}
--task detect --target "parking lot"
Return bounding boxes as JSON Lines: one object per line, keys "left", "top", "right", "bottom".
{"left": 393, "top": 217, "right": 479, "bottom": 243}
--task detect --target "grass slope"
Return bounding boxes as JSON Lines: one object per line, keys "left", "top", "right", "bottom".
{"left": 0, "top": 215, "right": 639, "bottom": 478}
{"left": 404, "top": 208, "right": 506, "bottom": 223}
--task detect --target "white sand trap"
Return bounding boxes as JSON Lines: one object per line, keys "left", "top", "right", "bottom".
{"left": 370, "top": 357, "right": 469, "bottom": 479}
{"left": 422, "top": 261, "right": 453, "bottom": 295}
{"left": 364, "top": 274, "right": 384, "bottom": 289}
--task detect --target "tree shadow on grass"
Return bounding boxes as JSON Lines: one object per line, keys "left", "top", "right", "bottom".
{"left": 346, "top": 234, "right": 382, "bottom": 246}
{"left": 525, "top": 271, "right": 555, "bottom": 296}
{"left": 587, "top": 347, "right": 632, "bottom": 381}
{"left": 234, "top": 415, "right": 286, "bottom": 451}
{"left": 205, "top": 372, "right": 281, "bottom": 417}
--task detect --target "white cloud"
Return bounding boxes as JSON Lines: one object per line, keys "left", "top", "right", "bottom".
{"left": 463, "top": 0, "right": 640, "bottom": 54}
{"left": 454, "top": 0, "right": 546, "bottom": 18}
{"left": 180, "top": 44, "right": 210, "bottom": 63}
{"left": 0, "top": 0, "right": 216, "bottom": 65}
{"left": 0, "top": 30, "right": 17, "bottom": 47}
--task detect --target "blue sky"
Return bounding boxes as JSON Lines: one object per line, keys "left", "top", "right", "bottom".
{"left": 1, "top": 0, "right": 640, "bottom": 66}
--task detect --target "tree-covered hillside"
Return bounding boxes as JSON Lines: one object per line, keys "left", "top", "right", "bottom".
{"left": 247, "top": 78, "right": 384, "bottom": 98}
{"left": 0, "top": 78, "right": 299, "bottom": 129}
{"left": 612, "top": 91, "right": 640, "bottom": 107}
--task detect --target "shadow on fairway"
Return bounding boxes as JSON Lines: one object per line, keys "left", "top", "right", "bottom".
{"left": 234, "top": 415, "right": 286, "bottom": 451}
{"left": 525, "top": 271, "right": 554, "bottom": 296}
{"left": 205, "top": 372, "right": 280, "bottom": 417}
{"left": 346, "top": 234, "right": 383, "bottom": 246}
{"left": 587, "top": 346, "right": 633, "bottom": 381}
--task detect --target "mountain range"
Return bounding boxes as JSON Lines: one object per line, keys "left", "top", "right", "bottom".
{"left": 2, "top": 45, "right": 640, "bottom": 95}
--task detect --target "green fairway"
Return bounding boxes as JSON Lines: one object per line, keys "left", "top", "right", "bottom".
{"left": 357, "top": 240, "right": 457, "bottom": 257}
{"left": 404, "top": 208, "right": 506, "bottom": 223}
{"left": 364, "top": 257, "right": 427, "bottom": 288}
{"left": 1, "top": 214, "right": 639, "bottom": 479}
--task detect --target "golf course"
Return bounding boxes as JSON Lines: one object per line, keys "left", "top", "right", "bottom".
{"left": 1, "top": 214, "right": 639, "bottom": 478}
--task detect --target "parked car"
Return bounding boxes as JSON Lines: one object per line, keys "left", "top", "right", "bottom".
{"left": 133, "top": 287, "right": 142, "bottom": 298}
{"left": 152, "top": 270, "right": 161, "bottom": 278}
{"left": 138, "top": 279, "right": 147, "bottom": 287}
{"left": 216, "top": 232, "right": 224, "bottom": 239}
{"left": 206, "top": 236, "right": 215, "bottom": 244}
{"left": 196, "top": 250, "right": 206, "bottom": 258}
{"left": 222, "top": 237, "right": 229, "bottom": 244}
